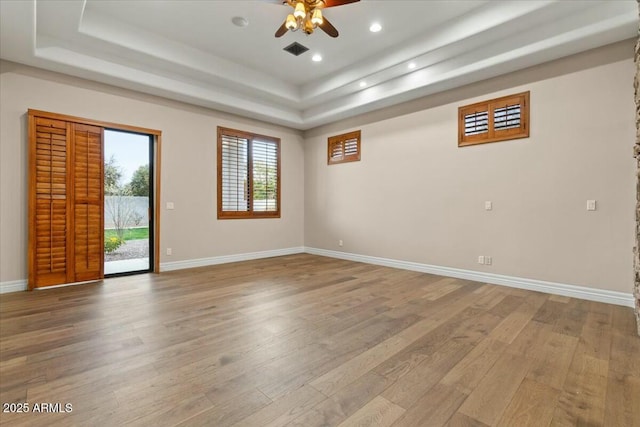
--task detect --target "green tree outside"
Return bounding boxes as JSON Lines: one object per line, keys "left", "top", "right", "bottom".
{"left": 104, "top": 155, "right": 123, "bottom": 195}
{"left": 127, "top": 164, "right": 150, "bottom": 196}
{"left": 253, "top": 162, "right": 277, "bottom": 200}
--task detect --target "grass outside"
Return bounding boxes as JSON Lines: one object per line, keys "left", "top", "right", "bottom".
{"left": 105, "top": 227, "right": 149, "bottom": 241}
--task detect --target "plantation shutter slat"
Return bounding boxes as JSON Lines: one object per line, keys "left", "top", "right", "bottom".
{"left": 29, "top": 117, "right": 71, "bottom": 287}
{"left": 463, "top": 110, "right": 489, "bottom": 136}
{"left": 459, "top": 105, "right": 490, "bottom": 144}
{"left": 72, "top": 124, "right": 104, "bottom": 282}
{"left": 344, "top": 138, "right": 359, "bottom": 155}
{"left": 329, "top": 140, "right": 344, "bottom": 162}
{"left": 491, "top": 94, "right": 527, "bottom": 139}
{"left": 29, "top": 112, "right": 105, "bottom": 289}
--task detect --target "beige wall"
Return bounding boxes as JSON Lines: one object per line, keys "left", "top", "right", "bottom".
{"left": 0, "top": 61, "right": 305, "bottom": 283}
{"left": 1, "top": 40, "right": 636, "bottom": 295}
{"left": 304, "top": 40, "right": 636, "bottom": 293}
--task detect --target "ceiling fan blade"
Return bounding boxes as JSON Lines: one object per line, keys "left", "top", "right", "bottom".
{"left": 319, "top": 17, "right": 339, "bottom": 38}
{"left": 321, "top": 0, "right": 359, "bottom": 8}
{"left": 275, "top": 21, "right": 289, "bottom": 37}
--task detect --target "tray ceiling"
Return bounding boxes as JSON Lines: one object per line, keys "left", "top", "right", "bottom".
{"left": 1, "top": 0, "right": 636, "bottom": 130}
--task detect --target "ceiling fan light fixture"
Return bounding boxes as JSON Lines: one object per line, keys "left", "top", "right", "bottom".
{"left": 274, "top": 0, "right": 358, "bottom": 38}
{"left": 285, "top": 14, "right": 298, "bottom": 30}
{"left": 294, "top": 2, "right": 306, "bottom": 19}
{"left": 311, "top": 9, "right": 323, "bottom": 26}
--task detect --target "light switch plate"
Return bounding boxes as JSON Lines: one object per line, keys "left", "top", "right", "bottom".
{"left": 485, "top": 201, "right": 492, "bottom": 211}
{"left": 586, "top": 200, "right": 596, "bottom": 211}
{"left": 166, "top": 202, "right": 175, "bottom": 210}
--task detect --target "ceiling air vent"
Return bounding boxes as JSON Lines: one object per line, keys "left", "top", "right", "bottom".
{"left": 283, "top": 42, "right": 309, "bottom": 56}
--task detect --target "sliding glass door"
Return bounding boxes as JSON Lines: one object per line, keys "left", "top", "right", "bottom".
{"left": 103, "top": 129, "right": 154, "bottom": 276}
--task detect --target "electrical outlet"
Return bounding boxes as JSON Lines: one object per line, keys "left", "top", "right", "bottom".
{"left": 485, "top": 256, "right": 492, "bottom": 265}
{"left": 166, "top": 248, "right": 172, "bottom": 256}
{"left": 338, "top": 240, "right": 343, "bottom": 247}
{"left": 485, "top": 201, "right": 492, "bottom": 211}
{"left": 478, "top": 256, "right": 485, "bottom": 264}
{"left": 166, "top": 202, "right": 175, "bottom": 210}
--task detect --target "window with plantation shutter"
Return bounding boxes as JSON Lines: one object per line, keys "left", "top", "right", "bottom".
{"left": 328, "top": 130, "right": 361, "bottom": 165}
{"left": 458, "top": 91, "right": 529, "bottom": 147}
{"left": 217, "top": 127, "right": 280, "bottom": 219}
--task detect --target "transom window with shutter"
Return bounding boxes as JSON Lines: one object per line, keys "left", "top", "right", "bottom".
{"left": 328, "top": 130, "right": 361, "bottom": 165}
{"left": 217, "top": 127, "right": 280, "bottom": 219}
{"left": 458, "top": 91, "right": 529, "bottom": 147}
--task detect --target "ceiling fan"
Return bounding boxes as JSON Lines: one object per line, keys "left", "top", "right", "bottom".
{"left": 273, "top": 0, "right": 360, "bottom": 38}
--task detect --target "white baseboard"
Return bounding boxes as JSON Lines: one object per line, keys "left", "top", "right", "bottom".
{"left": 0, "top": 280, "right": 27, "bottom": 294}
{"left": 304, "top": 247, "right": 635, "bottom": 308}
{"left": 1, "top": 247, "right": 306, "bottom": 292}
{"left": 160, "top": 246, "right": 306, "bottom": 272}
{"left": 4, "top": 247, "right": 634, "bottom": 308}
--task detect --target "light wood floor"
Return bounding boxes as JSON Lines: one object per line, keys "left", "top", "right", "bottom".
{"left": 1, "top": 254, "right": 638, "bottom": 426}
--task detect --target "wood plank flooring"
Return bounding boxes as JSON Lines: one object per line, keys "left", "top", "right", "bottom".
{"left": 0, "top": 254, "right": 638, "bottom": 426}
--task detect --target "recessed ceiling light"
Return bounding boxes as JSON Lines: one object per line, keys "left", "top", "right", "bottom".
{"left": 408, "top": 62, "right": 416, "bottom": 70}
{"left": 369, "top": 22, "right": 382, "bottom": 33}
{"left": 359, "top": 81, "right": 367, "bottom": 87}
{"left": 231, "top": 16, "right": 248, "bottom": 27}
{"left": 312, "top": 54, "right": 322, "bottom": 62}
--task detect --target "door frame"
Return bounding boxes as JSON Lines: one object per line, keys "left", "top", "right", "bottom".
{"left": 103, "top": 129, "right": 156, "bottom": 277}
{"left": 28, "top": 109, "right": 162, "bottom": 277}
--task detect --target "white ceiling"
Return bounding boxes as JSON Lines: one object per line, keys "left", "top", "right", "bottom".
{"left": 0, "top": 0, "right": 637, "bottom": 130}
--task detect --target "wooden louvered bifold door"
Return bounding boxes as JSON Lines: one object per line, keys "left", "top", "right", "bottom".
{"left": 30, "top": 117, "right": 72, "bottom": 287}
{"left": 29, "top": 112, "right": 104, "bottom": 289}
{"left": 72, "top": 124, "right": 104, "bottom": 282}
